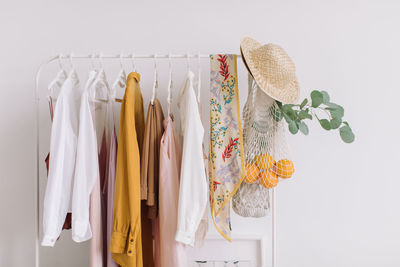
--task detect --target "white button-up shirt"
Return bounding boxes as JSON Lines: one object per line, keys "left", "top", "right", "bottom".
{"left": 175, "top": 71, "right": 208, "bottom": 246}
{"left": 42, "top": 70, "right": 81, "bottom": 246}
{"left": 71, "top": 70, "right": 100, "bottom": 242}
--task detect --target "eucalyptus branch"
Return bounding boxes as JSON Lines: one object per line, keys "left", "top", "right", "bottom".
{"left": 275, "top": 90, "right": 355, "bottom": 143}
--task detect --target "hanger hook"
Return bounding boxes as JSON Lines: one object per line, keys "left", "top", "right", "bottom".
{"left": 89, "top": 52, "right": 96, "bottom": 70}
{"left": 167, "top": 52, "right": 173, "bottom": 115}
{"left": 69, "top": 52, "right": 74, "bottom": 69}
{"left": 99, "top": 52, "right": 104, "bottom": 69}
{"left": 168, "top": 52, "right": 172, "bottom": 70}
{"left": 197, "top": 52, "right": 201, "bottom": 103}
{"left": 151, "top": 54, "right": 158, "bottom": 105}
{"left": 131, "top": 53, "right": 136, "bottom": 72}
{"left": 58, "top": 53, "right": 64, "bottom": 70}
{"left": 119, "top": 52, "right": 124, "bottom": 69}
{"left": 186, "top": 52, "right": 190, "bottom": 71}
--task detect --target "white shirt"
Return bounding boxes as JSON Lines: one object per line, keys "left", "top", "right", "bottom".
{"left": 42, "top": 70, "right": 81, "bottom": 246}
{"left": 71, "top": 70, "right": 104, "bottom": 242}
{"left": 175, "top": 71, "right": 208, "bottom": 246}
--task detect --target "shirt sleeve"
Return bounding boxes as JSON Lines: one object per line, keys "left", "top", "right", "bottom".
{"left": 71, "top": 89, "right": 99, "bottom": 242}
{"left": 41, "top": 80, "right": 79, "bottom": 247}
{"left": 175, "top": 86, "right": 208, "bottom": 247}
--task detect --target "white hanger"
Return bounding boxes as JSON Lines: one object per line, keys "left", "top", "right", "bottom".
{"left": 111, "top": 53, "right": 127, "bottom": 103}
{"left": 186, "top": 52, "right": 191, "bottom": 72}
{"left": 47, "top": 54, "right": 68, "bottom": 97}
{"left": 131, "top": 53, "right": 137, "bottom": 72}
{"left": 57, "top": 53, "right": 65, "bottom": 71}
{"left": 47, "top": 54, "right": 67, "bottom": 92}
{"left": 90, "top": 52, "right": 111, "bottom": 104}
{"left": 197, "top": 52, "right": 201, "bottom": 103}
{"left": 151, "top": 54, "right": 158, "bottom": 105}
{"left": 90, "top": 51, "right": 102, "bottom": 71}
{"left": 89, "top": 52, "right": 97, "bottom": 70}
{"left": 98, "top": 52, "right": 105, "bottom": 70}
{"left": 118, "top": 52, "right": 124, "bottom": 70}
{"left": 68, "top": 52, "right": 75, "bottom": 70}
{"left": 167, "top": 52, "right": 173, "bottom": 116}
{"left": 112, "top": 53, "right": 127, "bottom": 89}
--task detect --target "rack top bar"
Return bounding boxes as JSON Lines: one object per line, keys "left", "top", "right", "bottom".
{"left": 55, "top": 53, "right": 241, "bottom": 59}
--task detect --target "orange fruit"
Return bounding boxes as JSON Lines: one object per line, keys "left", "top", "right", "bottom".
{"left": 259, "top": 169, "right": 279, "bottom": 188}
{"left": 273, "top": 159, "right": 294, "bottom": 179}
{"left": 254, "top": 154, "right": 276, "bottom": 170}
{"left": 244, "top": 162, "right": 260, "bottom": 184}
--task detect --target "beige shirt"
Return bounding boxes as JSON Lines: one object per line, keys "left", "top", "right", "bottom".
{"left": 140, "top": 98, "right": 165, "bottom": 219}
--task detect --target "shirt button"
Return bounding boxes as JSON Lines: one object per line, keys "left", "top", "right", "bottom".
{"left": 130, "top": 239, "right": 134, "bottom": 242}
{"left": 128, "top": 250, "right": 132, "bottom": 254}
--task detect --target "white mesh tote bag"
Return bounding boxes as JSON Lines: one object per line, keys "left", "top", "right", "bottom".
{"left": 233, "top": 75, "right": 294, "bottom": 217}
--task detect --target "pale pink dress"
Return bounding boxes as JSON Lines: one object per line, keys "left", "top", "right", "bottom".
{"left": 158, "top": 116, "right": 187, "bottom": 267}
{"left": 90, "top": 172, "right": 103, "bottom": 267}
{"left": 105, "top": 127, "right": 118, "bottom": 267}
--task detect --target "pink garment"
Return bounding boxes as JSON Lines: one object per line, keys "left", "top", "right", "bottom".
{"left": 158, "top": 116, "right": 187, "bottom": 267}
{"left": 97, "top": 102, "right": 118, "bottom": 267}
{"left": 90, "top": 167, "right": 103, "bottom": 267}
{"left": 90, "top": 103, "right": 103, "bottom": 267}
{"left": 106, "top": 127, "right": 118, "bottom": 267}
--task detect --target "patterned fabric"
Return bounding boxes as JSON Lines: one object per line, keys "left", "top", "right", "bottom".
{"left": 209, "top": 54, "right": 245, "bottom": 241}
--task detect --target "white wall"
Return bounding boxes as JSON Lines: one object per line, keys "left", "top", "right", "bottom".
{"left": 1, "top": 0, "right": 400, "bottom": 266}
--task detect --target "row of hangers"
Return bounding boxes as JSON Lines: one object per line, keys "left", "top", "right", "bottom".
{"left": 48, "top": 52, "right": 203, "bottom": 116}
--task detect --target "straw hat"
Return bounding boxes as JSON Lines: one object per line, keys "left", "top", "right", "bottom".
{"left": 240, "top": 37, "right": 300, "bottom": 104}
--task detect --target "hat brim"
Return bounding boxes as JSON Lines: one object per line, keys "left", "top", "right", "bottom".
{"left": 240, "top": 37, "right": 300, "bottom": 104}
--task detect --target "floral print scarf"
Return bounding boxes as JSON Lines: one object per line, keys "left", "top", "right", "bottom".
{"left": 209, "top": 54, "right": 245, "bottom": 241}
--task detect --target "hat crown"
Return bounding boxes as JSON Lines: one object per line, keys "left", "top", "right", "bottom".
{"left": 250, "top": 44, "right": 296, "bottom": 81}
{"left": 240, "top": 37, "right": 299, "bottom": 103}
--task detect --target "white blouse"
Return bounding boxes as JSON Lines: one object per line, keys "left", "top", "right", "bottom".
{"left": 175, "top": 71, "right": 208, "bottom": 247}
{"left": 71, "top": 70, "right": 105, "bottom": 242}
{"left": 42, "top": 70, "right": 81, "bottom": 246}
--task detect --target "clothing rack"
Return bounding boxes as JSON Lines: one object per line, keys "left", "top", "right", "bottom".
{"left": 34, "top": 53, "right": 276, "bottom": 267}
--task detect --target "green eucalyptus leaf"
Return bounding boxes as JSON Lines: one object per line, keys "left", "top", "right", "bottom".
{"left": 276, "top": 101, "right": 282, "bottom": 108}
{"left": 325, "top": 102, "right": 338, "bottom": 107}
{"left": 283, "top": 112, "right": 292, "bottom": 123}
{"left": 282, "top": 104, "right": 294, "bottom": 111}
{"left": 330, "top": 117, "right": 342, "bottom": 129}
{"left": 325, "top": 103, "right": 344, "bottom": 118}
{"left": 319, "top": 119, "right": 331, "bottom": 130}
{"left": 299, "top": 121, "right": 309, "bottom": 135}
{"left": 321, "top": 91, "right": 330, "bottom": 104}
{"left": 343, "top": 121, "right": 349, "bottom": 126}
{"left": 339, "top": 125, "right": 355, "bottom": 143}
{"left": 283, "top": 105, "right": 296, "bottom": 120}
{"left": 288, "top": 120, "right": 299, "bottom": 134}
{"left": 311, "top": 90, "right": 324, "bottom": 108}
{"left": 300, "top": 98, "right": 308, "bottom": 109}
{"left": 274, "top": 108, "right": 283, "bottom": 122}
{"left": 299, "top": 110, "right": 313, "bottom": 120}
{"left": 327, "top": 106, "right": 344, "bottom": 119}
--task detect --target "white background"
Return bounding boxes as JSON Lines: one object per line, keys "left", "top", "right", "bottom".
{"left": 1, "top": 0, "right": 400, "bottom": 266}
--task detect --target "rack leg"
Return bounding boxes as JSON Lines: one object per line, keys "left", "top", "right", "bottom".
{"left": 271, "top": 188, "right": 276, "bottom": 267}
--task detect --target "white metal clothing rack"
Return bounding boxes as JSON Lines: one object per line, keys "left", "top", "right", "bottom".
{"left": 34, "top": 53, "right": 277, "bottom": 267}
